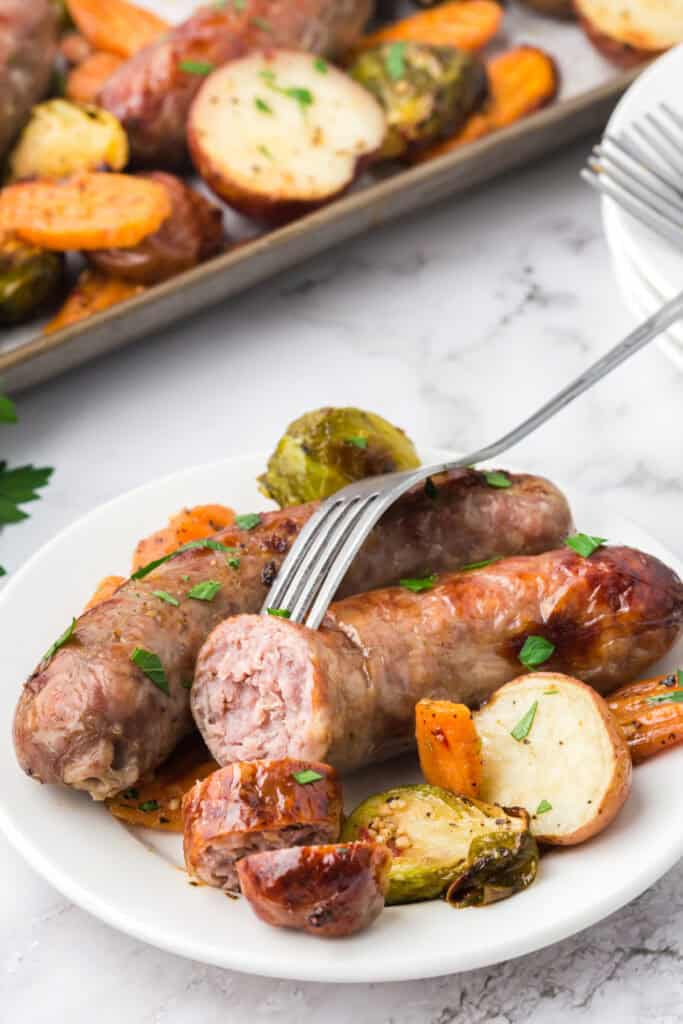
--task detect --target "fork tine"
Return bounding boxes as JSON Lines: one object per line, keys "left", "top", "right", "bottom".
{"left": 289, "top": 493, "right": 380, "bottom": 623}
{"left": 581, "top": 168, "right": 683, "bottom": 248}
{"left": 633, "top": 115, "right": 683, "bottom": 178}
{"left": 661, "top": 102, "right": 683, "bottom": 134}
{"left": 603, "top": 133, "right": 683, "bottom": 195}
{"left": 262, "top": 499, "right": 346, "bottom": 611}
{"left": 591, "top": 151, "right": 683, "bottom": 224}
{"left": 596, "top": 140, "right": 683, "bottom": 208}
{"left": 647, "top": 107, "right": 683, "bottom": 164}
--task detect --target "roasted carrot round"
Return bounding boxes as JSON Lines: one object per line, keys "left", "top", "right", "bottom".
{"left": 416, "top": 699, "right": 483, "bottom": 797}
{"left": 44, "top": 269, "right": 145, "bottom": 334}
{"left": 84, "top": 575, "right": 126, "bottom": 612}
{"left": 0, "top": 173, "right": 172, "bottom": 251}
{"left": 355, "top": 1, "right": 503, "bottom": 53}
{"left": 66, "top": 51, "right": 124, "bottom": 105}
{"left": 131, "top": 504, "right": 236, "bottom": 574}
{"left": 608, "top": 672, "right": 683, "bottom": 764}
{"left": 66, "top": 0, "right": 168, "bottom": 58}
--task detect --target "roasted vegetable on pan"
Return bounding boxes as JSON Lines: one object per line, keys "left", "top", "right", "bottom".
{"left": 258, "top": 406, "right": 420, "bottom": 506}
{"left": 342, "top": 784, "right": 538, "bottom": 906}
{"left": 66, "top": 52, "right": 124, "bottom": 105}
{"left": 575, "top": 0, "right": 683, "bottom": 65}
{"left": 349, "top": 43, "right": 487, "bottom": 159}
{"left": 0, "top": 237, "right": 63, "bottom": 326}
{"left": 416, "top": 700, "right": 483, "bottom": 797}
{"left": 65, "top": 0, "right": 169, "bottom": 59}
{"left": 354, "top": 1, "right": 503, "bottom": 53}
{"left": 7, "top": 100, "right": 129, "bottom": 182}
{"left": 44, "top": 269, "right": 145, "bottom": 334}
{"left": 608, "top": 670, "right": 683, "bottom": 764}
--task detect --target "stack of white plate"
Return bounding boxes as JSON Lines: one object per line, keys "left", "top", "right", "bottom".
{"left": 601, "top": 45, "right": 683, "bottom": 372}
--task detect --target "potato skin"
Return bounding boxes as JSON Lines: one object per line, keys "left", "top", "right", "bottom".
{"left": 577, "top": 10, "right": 659, "bottom": 65}
{"left": 89, "top": 172, "right": 223, "bottom": 285}
{"left": 574, "top": 0, "right": 683, "bottom": 64}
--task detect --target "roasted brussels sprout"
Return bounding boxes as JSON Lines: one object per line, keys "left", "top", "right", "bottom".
{"left": 341, "top": 784, "right": 538, "bottom": 906}
{"left": 7, "top": 100, "right": 128, "bottom": 182}
{"left": 348, "top": 43, "right": 487, "bottom": 159}
{"left": 0, "top": 238, "right": 63, "bottom": 325}
{"left": 258, "top": 407, "right": 421, "bottom": 507}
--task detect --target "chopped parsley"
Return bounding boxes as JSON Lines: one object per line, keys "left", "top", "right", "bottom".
{"left": 484, "top": 470, "right": 511, "bottom": 489}
{"left": 313, "top": 57, "right": 328, "bottom": 73}
{"left": 385, "top": 42, "right": 406, "bottom": 81}
{"left": 257, "top": 143, "right": 274, "bottom": 161}
{"left": 535, "top": 799, "right": 552, "bottom": 815}
{"left": 400, "top": 574, "right": 437, "bottom": 593}
{"left": 646, "top": 674, "right": 683, "bottom": 705}
{"left": 259, "top": 69, "right": 314, "bottom": 111}
{"left": 345, "top": 436, "right": 368, "bottom": 449}
{"left": 0, "top": 566, "right": 6, "bottom": 578}
{"left": 0, "top": 395, "right": 17, "bottom": 423}
{"left": 130, "top": 647, "right": 169, "bottom": 695}
{"left": 179, "top": 59, "right": 214, "bottom": 76}
{"left": 460, "top": 557, "right": 500, "bottom": 572}
{"left": 267, "top": 607, "right": 291, "bottom": 618}
{"left": 0, "top": 462, "right": 53, "bottom": 525}
{"left": 519, "top": 635, "right": 555, "bottom": 670}
{"left": 511, "top": 701, "right": 538, "bottom": 742}
{"left": 122, "top": 788, "right": 139, "bottom": 801}
{"left": 293, "top": 769, "right": 324, "bottom": 785}
{"left": 187, "top": 580, "right": 222, "bottom": 602}
{"left": 565, "top": 533, "right": 607, "bottom": 558}
{"left": 227, "top": 554, "right": 241, "bottom": 569}
{"left": 543, "top": 688, "right": 559, "bottom": 695}
{"left": 44, "top": 618, "right": 76, "bottom": 663}
{"left": 131, "top": 538, "right": 238, "bottom": 580}
{"left": 235, "top": 513, "right": 261, "bottom": 531}
{"left": 255, "top": 97, "right": 272, "bottom": 114}
{"left": 153, "top": 590, "right": 180, "bottom": 607}
{"left": 139, "top": 800, "right": 160, "bottom": 813}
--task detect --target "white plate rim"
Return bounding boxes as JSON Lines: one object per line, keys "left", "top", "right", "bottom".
{"left": 1, "top": 450, "right": 682, "bottom": 983}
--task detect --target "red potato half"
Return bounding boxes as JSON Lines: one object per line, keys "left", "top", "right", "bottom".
{"left": 188, "top": 51, "right": 387, "bottom": 223}
{"left": 575, "top": 0, "right": 683, "bottom": 63}
{"left": 474, "top": 673, "right": 632, "bottom": 846}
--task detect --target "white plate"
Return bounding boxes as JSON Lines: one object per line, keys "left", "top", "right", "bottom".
{"left": 1, "top": 451, "right": 682, "bottom": 983}
{"left": 600, "top": 45, "right": 683, "bottom": 336}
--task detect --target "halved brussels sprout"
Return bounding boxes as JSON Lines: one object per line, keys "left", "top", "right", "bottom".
{"left": 258, "top": 407, "right": 420, "bottom": 508}
{"left": 341, "top": 784, "right": 538, "bottom": 906}
{"left": 0, "top": 238, "right": 64, "bottom": 325}
{"left": 348, "top": 43, "right": 487, "bottom": 159}
{"left": 7, "top": 100, "right": 128, "bottom": 183}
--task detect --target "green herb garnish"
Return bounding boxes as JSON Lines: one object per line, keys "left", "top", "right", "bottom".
{"left": 385, "top": 41, "right": 406, "bottom": 80}
{"left": 255, "top": 97, "right": 272, "bottom": 114}
{"left": 543, "top": 688, "right": 559, "bottom": 695}
{"left": 565, "top": 533, "right": 607, "bottom": 558}
{"left": 646, "top": 675, "right": 683, "bottom": 705}
{"left": 345, "top": 436, "right": 368, "bottom": 449}
{"left": 227, "top": 555, "right": 241, "bottom": 569}
{"left": 130, "top": 647, "right": 169, "bottom": 695}
{"left": 293, "top": 769, "right": 324, "bottom": 785}
{"left": 153, "top": 590, "right": 180, "bottom": 607}
{"left": 257, "top": 143, "right": 274, "bottom": 160}
{"left": 139, "top": 800, "right": 160, "bottom": 812}
{"left": 0, "top": 566, "right": 6, "bottom": 578}
{"left": 519, "top": 635, "right": 555, "bottom": 670}
{"left": 0, "top": 463, "right": 53, "bottom": 524}
{"left": 235, "top": 513, "right": 261, "bottom": 531}
{"left": 44, "top": 618, "right": 76, "bottom": 663}
{"left": 179, "top": 59, "right": 214, "bottom": 75}
{"left": 484, "top": 470, "right": 511, "bottom": 489}
{"left": 122, "top": 788, "right": 139, "bottom": 800}
{"left": 400, "top": 574, "right": 437, "bottom": 593}
{"left": 0, "top": 395, "right": 17, "bottom": 423}
{"left": 131, "top": 538, "right": 237, "bottom": 580}
{"left": 535, "top": 799, "right": 552, "bottom": 815}
{"left": 181, "top": 679, "right": 193, "bottom": 690}
{"left": 259, "top": 69, "right": 314, "bottom": 110}
{"left": 313, "top": 57, "right": 328, "bottom": 73}
{"left": 511, "top": 701, "right": 538, "bottom": 742}
{"left": 187, "top": 580, "right": 222, "bottom": 602}
{"left": 460, "top": 557, "right": 500, "bottom": 572}
{"left": 267, "top": 607, "right": 291, "bottom": 618}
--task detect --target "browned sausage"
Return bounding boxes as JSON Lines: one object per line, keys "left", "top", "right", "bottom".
{"left": 237, "top": 842, "right": 391, "bottom": 937}
{"left": 183, "top": 759, "right": 342, "bottom": 891}
{"left": 99, "top": 0, "right": 373, "bottom": 166}
{"left": 89, "top": 173, "right": 224, "bottom": 285}
{"left": 192, "top": 546, "right": 683, "bottom": 772}
{"left": 0, "top": 0, "right": 59, "bottom": 161}
{"left": 13, "top": 468, "right": 572, "bottom": 800}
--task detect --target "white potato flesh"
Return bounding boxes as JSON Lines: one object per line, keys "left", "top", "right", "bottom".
{"left": 575, "top": 0, "right": 683, "bottom": 50}
{"left": 474, "top": 673, "right": 632, "bottom": 845}
{"left": 189, "top": 51, "right": 387, "bottom": 210}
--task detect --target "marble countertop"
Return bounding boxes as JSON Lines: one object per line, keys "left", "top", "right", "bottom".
{"left": 2, "top": 139, "right": 682, "bottom": 1023}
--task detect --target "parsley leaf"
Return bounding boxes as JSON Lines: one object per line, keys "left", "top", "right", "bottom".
{"left": 519, "top": 635, "right": 555, "bottom": 669}
{"left": 130, "top": 647, "right": 169, "bottom": 695}
{"left": 139, "top": 800, "right": 160, "bottom": 812}
{"left": 345, "top": 436, "right": 368, "bottom": 449}
{"left": 44, "top": 618, "right": 76, "bottom": 662}
{"left": 385, "top": 42, "right": 406, "bottom": 80}
{"left": 267, "top": 607, "right": 291, "bottom": 618}
{"left": 484, "top": 470, "right": 511, "bottom": 489}
{"left": 0, "top": 395, "right": 17, "bottom": 423}
{"left": 460, "top": 557, "right": 500, "bottom": 572}
{"left": 255, "top": 97, "right": 272, "bottom": 114}
{"left": 293, "top": 769, "right": 324, "bottom": 785}
{"left": 235, "top": 513, "right": 261, "bottom": 531}
{"left": 131, "top": 538, "right": 237, "bottom": 580}
{"left": 0, "top": 464, "right": 53, "bottom": 524}
{"left": 646, "top": 683, "right": 683, "bottom": 705}
{"left": 314, "top": 57, "right": 328, "bottom": 73}
{"left": 153, "top": 590, "right": 180, "bottom": 607}
{"left": 565, "top": 533, "right": 607, "bottom": 558}
{"left": 400, "top": 574, "right": 437, "bottom": 593}
{"left": 536, "top": 799, "right": 552, "bottom": 815}
{"left": 188, "top": 579, "right": 222, "bottom": 602}
{"left": 257, "top": 143, "right": 274, "bottom": 160}
{"left": 511, "top": 701, "right": 538, "bottom": 742}
{"left": 179, "top": 59, "right": 214, "bottom": 75}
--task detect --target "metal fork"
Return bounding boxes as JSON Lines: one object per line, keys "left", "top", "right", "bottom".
{"left": 263, "top": 103, "right": 683, "bottom": 631}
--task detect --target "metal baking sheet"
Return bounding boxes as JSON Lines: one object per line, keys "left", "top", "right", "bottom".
{"left": 0, "top": 1, "right": 642, "bottom": 392}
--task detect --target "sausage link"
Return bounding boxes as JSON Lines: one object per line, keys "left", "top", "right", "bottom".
{"left": 192, "top": 546, "right": 683, "bottom": 772}
{"left": 183, "top": 759, "right": 342, "bottom": 891}
{"left": 0, "top": 0, "right": 58, "bottom": 161}
{"left": 13, "top": 468, "right": 572, "bottom": 799}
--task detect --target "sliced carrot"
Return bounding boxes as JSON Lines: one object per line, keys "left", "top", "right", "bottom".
{"left": 131, "top": 504, "right": 236, "bottom": 574}
{"left": 0, "top": 173, "right": 172, "bottom": 251}
{"left": 106, "top": 737, "right": 218, "bottom": 832}
{"left": 416, "top": 699, "right": 483, "bottom": 797}
{"left": 44, "top": 269, "right": 145, "bottom": 334}
{"left": 608, "top": 672, "right": 683, "bottom": 764}
{"left": 85, "top": 575, "right": 126, "bottom": 611}
{"left": 355, "top": 1, "right": 503, "bottom": 53}
{"left": 66, "top": 0, "right": 168, "bottom": 58}
{"left": 66, "top": 51, "right": 124, "bottom": 105}
{"left": 414, "top": 46, "right": 558, "bottom": 162}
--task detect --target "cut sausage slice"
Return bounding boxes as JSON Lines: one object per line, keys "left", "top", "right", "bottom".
{"left": 192, "top": 546, "right": 683, "bottom": 772}
{"left": 237, "top": 842, "right": 391, "bottom": 937}
{"left": 182, "top": 759, "right": 342, "bottom": 891}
